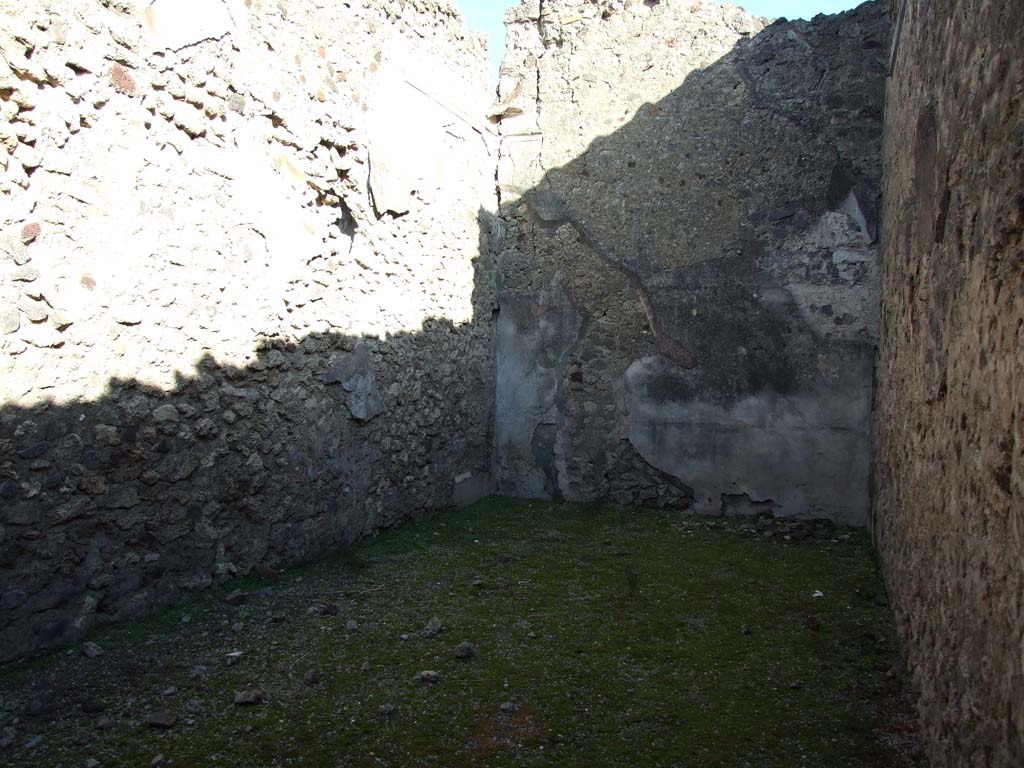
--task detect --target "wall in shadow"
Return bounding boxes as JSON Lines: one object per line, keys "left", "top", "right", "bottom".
{"left": 0, "top": 0, "right": 498, "bottom": 662}
{"left": 0, "top": 240, "right": 499, "bottom": 662}
{"left": 493, "top": 0, "right": 889, "bottom": 523}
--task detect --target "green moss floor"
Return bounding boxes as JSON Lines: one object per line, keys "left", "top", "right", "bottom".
{"left": 0, "top": 499, "right": 922, "bottom": 767}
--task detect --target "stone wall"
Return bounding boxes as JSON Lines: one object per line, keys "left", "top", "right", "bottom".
{"left": 874, "top": 0, "right": 1024, "bottom": 764}
{"left": 493, "top": 0, "right": 888, "bottom": 522}
{"left": 0, "top": 0, "right": 498, "bottom": 661}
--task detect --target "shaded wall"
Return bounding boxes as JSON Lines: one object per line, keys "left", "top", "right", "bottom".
{"left": 494, "top": 0, "right": 888, "bottom": 523}
{"left": 873, "top": 0, "right": 1024, "bottom": 764}
{"left": 0, "top": 0, "right": 497, "bottom": 661}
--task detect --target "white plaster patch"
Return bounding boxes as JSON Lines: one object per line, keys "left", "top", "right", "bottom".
{"left": 142, "top": 0, "right": 235, "bottom": 53}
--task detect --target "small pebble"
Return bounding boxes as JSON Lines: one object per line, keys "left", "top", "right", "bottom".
{"left": 81, "top": 642, "right": 104, "bottom": 659}
{"left": 81, "top": 699, "right": 104, "bottom": 714}
{"left": 378, "top": 703, "right": 395, "bottom": 717}
{"left": 234, "top": 688, "right": 265, "bottom": 706}
{"left": 223, "top": 590, "right": 250, "bottom": 606}
{"left": 414, "top": 670, "right": 441, "bottom": 685}
{"left": 423, "top": 616, "right": 443, "bottom": 637}
{"left": 144, "top": 711, "right": 177, "bottom": 730}
{"left": 255, "top": 564, "right": 279, "bottom": 581}
{"left": 454, "top": 641, "right": 475, "bottom": 660}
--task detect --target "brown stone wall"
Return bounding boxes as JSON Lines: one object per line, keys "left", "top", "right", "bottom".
{"left": 0, "top": 0, "right": 498, "bottom": 662}
{"left": 874, "top": 0, "right": 1024, "bottom": 764}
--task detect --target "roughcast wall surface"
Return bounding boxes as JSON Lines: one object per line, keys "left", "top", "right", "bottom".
{"left": 874, "top": 0, "right": 1024, "bottom": 764}
{"left": 494, "top": 0, "right": 888, "bottom": 522}
{"left": 0, "top": 0, "right": 497, "bottom": 661}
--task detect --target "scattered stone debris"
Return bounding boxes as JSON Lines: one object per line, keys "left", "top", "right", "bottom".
{"left": 233, "top": 689, "right": 266, "bottom": 706}
{"left": 81, "top": 642, "right": 104, "bottom": 659}
{"left": 144, "top": 711, "right": 177, "bottom": 730}
{"left": 81, "top": 699, "right": 104, "bottom": 715}
{"left": 423, "top": 616, "right": 444, "bottom": 637}
{"left": 414, "top": 671, "right": 441, "bottom": 685}
{"left": 736, "top": 515, "right": 841, "bottom": 544}
{"left": 223, "top": 590, "right": 250, "bottom": 607}
{"left": 255, "top": 565, "right": 280, "bottom": 582}
{"left": 308, "top": 601, "right": 339, "bottom": 616}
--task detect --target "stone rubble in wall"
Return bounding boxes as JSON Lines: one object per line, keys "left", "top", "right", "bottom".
{"left": 0, "top": 0, "right": 497, "bottom": 661}
{"left": 493, "top": 0, "right": 889, "bottom": 520}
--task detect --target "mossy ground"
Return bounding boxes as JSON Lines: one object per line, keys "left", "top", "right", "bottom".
{"left": 0, "top": 499, "right": 921, "bottom": 767}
